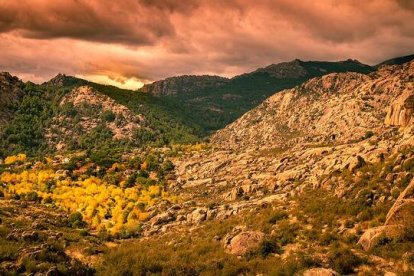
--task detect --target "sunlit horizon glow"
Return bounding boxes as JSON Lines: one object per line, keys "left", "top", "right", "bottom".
{"left": 0, "top": 0, "right": 413, "bottom": 89}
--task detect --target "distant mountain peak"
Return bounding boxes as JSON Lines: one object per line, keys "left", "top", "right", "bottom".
{"left": 253, "top": 60, "right": 308, "bottom": 79}
{"left": 139, "top": 75, "right": 229, "bottom": 96}
{"left": 44, "top": 73, "right": 86, "bottom": 87}
{"left": 375, "top": 54, "right": 414, "bottom": 68}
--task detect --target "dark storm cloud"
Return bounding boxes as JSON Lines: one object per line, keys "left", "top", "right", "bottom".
{"left": 0, "top": 0, "right": 413, "bottom": 88}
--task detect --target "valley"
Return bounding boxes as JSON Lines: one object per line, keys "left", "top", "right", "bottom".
{"left": 1, "top": 56, "right": 414, "bottom": 275}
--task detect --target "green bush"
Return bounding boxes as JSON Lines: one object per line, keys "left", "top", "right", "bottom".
{"left": 101, "top": 110, "right": 116, "bottom": 122}
{"left": 68, "top": 212, "right": 86, "bottom": 229}
{"left": 258, "top": 239, "right": 280, "bottom": 257}
{"left": 364, "top": 130, "right": 374, "bottom": 139}
{"left": 268, "top": 210, "right": 288, "bottom": 224}
{"left": 328, "top": 246, "right": 364, "bottom": 274}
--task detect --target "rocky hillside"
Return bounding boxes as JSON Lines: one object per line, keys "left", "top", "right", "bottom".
{"left": 46, "top": 86, "right": 147, "bottom": 151}
{"left": 142, "top": 59, "right": 375, "bottom": 135}
{"left": 2, "top": 57, "right": 414, "bottom": 275}
{"left": 0, "top": 74, "right": 199, "bottom": 157}
{"left": 212, "top": 61, "right": 414, "bottom": 149}
{"left": 104, "top": 60, "right": 414, "bottom": 275}
{"left": 0, "top": 72, "right": 25, "bottom": 125}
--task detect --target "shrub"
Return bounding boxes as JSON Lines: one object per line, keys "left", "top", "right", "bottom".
{"left": 22, "top": 191, "right": 41, "bottom": 202}
{"left": 328, "top": 246, "right": 365, "bottom": 274}
{"left": 268, "top": 210, "right": 288, "bottom": 224}
{"left": 258, "top": 239, "right": 280, "bottom": 257}
{"left": 68, "top": 212, "right": 86, "bottom": 229}
{"left": 364, "top": 131, "right": 374, "bottom": 139}
{"left": 79, "top": 229, "right": 89, "bottom": 236}
{"left": 101, "top": 110, "right": 116, "bottom": 122}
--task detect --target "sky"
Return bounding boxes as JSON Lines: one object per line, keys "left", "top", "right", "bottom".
{"left": 0, "top": 0, "right": 413, "bottom": 89}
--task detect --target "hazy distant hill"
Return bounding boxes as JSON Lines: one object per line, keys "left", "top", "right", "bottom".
{"left": 375, "top": 54, "right": 414, "bottom": 68}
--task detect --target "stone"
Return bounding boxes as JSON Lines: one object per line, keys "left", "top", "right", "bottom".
{"left": 386, "top": 179, "right": 414, "bottom": 225}
{"left": 187, "top": 208, "right": 207, "bottom": 224}
{"left": 385, "top": 91, "right": 414, "bottom": 127}
{"left": 303, "top": 268, "right": 339, "bottom": 276}
{"left": 224, "top": 230, "right": 265, "bottom": 256}
{"left": 149, "top": 211, "right": 175, "bottom": 227}
{"left": 358, "top": 225, "right": 404, "bottom": 250}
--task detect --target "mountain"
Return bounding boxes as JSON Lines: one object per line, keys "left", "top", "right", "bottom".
{"left": 0, "top": 74, "right": 199, "bottom": 157}
{"left": 105, "top": 59, "right": 414, "bottom": 275}
{"left": 2, "top": 59, "right": 414, "bottom": 275}
{"left": 0, "top": 72, "right": 25, "bottom": 125}
{"left": 140, "top": 75, "right": 229, "bottom": 96}
{"left": 141, "top": 59, "right": 375, "bottom": 135}
{"left": 375, "top": 53, "right": 414, "bottom": 67}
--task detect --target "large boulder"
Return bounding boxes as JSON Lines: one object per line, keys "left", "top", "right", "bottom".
{"left": 359, "top": 178, "right": 414, "bottom": 250}
{"left": 385, "top": 91, "right": 414, "bottom": 127}
{"left": 150, "top": 211, "right": 175, "bottom": 227}
{"left": 303, "top": 268, "right": 339, "bottom": 276}
{"left": 347, "top": 156, "right": 366, "bottom": 173}
{"left": 187, "top": 208, "right": 207, "bottom": 224}
{"left": 358, "top": 225, "right": 404, "bottom": 250}
{"left": 224, "top": 230, "right": 265, "bottom": 256}
{"left": 386, "top": 179, "right": 414, "bottom": 226}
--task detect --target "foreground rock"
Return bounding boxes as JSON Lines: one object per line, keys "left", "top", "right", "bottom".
{"left": 359, "top": 178, "right": 414, "bottom": 250}
{"left": 223, "top": 229, "right": 265, "bottom": 256}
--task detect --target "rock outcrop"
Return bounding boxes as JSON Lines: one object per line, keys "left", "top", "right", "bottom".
{"left": 46, "top": 86, "right": 147, "bottom": 149}
{"left": 385, "top": 91, "right": 414, "bottom": 127}
{"left": 385, "top": 179, "right": 414, "bottom": 226}
{"left": 359, "top": 178, "right": 414, "bottom": 250}
{"left": 223, "top": 229, "right": 266, "bottom": 256}
{"left": 212, "top": 61, "right": 414, "bottom": 149}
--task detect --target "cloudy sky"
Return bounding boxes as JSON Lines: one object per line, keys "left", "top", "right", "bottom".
{"left": 0, "top": 0, "right": 413, "bottom": 89}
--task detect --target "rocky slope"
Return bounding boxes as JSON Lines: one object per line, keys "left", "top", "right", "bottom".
{"left": 46, "top": 86, "right": 147, "bottom": 150}
{"left": 212, "top": 61, "right": 413, "bottom": 149}
{"left": 112, "top": 60, "right": 414, "bottom": 274}
{"left": 0, "top": 72, "right": 25, "bottom": 126}
{"left": 139, "top": 59, "right": 376, "bottom": 135}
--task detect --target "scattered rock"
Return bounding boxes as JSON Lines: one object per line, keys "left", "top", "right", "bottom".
{"left": 303, "top": 268, "right": 339, "bottom": 276}
{"left": 150, "top": 211, "right": 175, "bottom": 227}
{"left": 187, "top": 208, "right": 207, "bottom": 224}
{"left": 358, "top": 225, "right": 404, "bottom": 250}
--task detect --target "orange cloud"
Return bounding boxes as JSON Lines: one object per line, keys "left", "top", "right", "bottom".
{"left": 0, "top": 0, "right": 413, "bottom": 88}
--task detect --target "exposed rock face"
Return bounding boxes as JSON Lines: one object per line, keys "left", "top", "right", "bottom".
{"left": 385, "top": 178, "right": 414, "bottom": 226}
{"left": 359, "top": 178, "right": 414, "bottom": 250}
{"left": 358, "top": 225, "right": 404, "bottom": 251}
{"left": 140, "top": 75, "right": 229, "bottom": 96}
{"left": 212, "top": 61, "right": 414, "bottom": 149}
{"left": 0, "top": 72, "right": 25, "bottom": 125}
{"left": 151, "top": 61, "right": 414, "bottom": 239}
{"left": 223, "top": 230, "right": 265, "bottom": 256}
{"left": 385, "top": 91, "right": 414, "bottom": 127}
{"left": 46, "top": 86, "right": 147, "bottom": 149}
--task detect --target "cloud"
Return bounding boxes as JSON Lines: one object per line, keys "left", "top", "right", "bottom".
{"left": 0, "top": 0, "right": 413, "bottom": 89}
